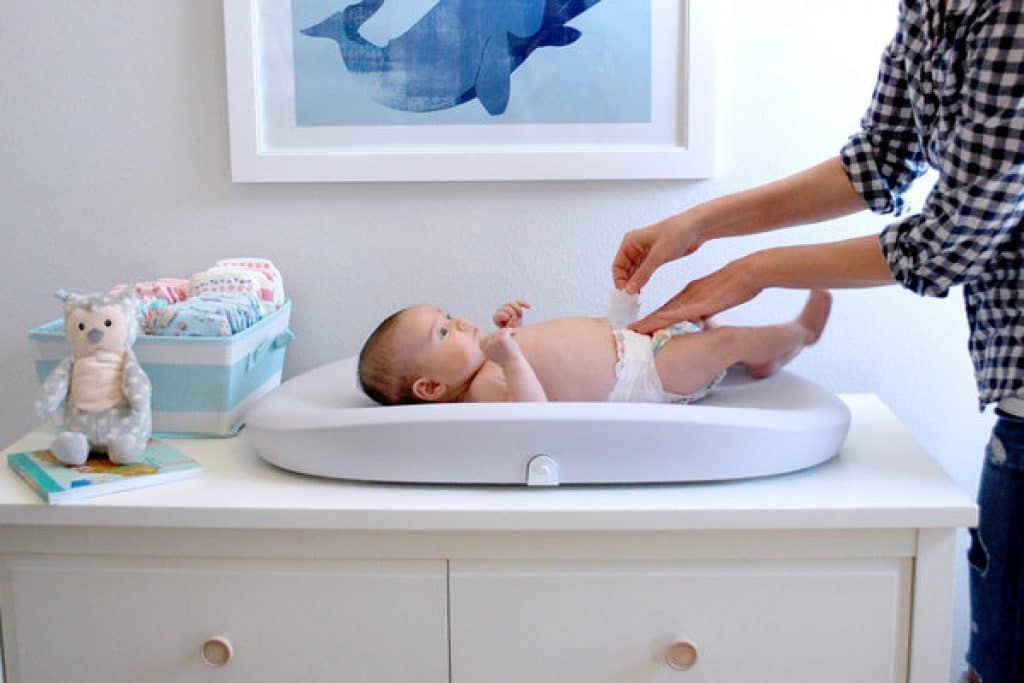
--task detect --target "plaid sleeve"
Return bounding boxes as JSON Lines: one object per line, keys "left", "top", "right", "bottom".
{"left": 881, "top": 3, "right": 1024, "bottom": 297}
{"left": 840, "top": 33, "right": 930, "bottom": 216}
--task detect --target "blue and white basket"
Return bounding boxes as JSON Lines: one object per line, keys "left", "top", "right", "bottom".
{"left": 29, "top": 301, "right": 294, "bottom": 438}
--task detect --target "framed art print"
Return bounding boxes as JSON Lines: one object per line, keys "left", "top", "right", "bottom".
{"left": 224, "top": 0, "right": 714, "bottom": 181}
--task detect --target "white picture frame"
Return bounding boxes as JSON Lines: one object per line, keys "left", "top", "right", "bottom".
{"left": 223, "top": 0, "right": 714, "bottom": 182}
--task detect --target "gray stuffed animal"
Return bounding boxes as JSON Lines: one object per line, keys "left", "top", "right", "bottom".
{"left": 34, "top": 288, "right": 152, "bottom": 465}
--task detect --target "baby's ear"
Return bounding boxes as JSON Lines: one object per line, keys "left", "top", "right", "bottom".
{"left": 412, "top": 377, "right": 446, "bottom": 402}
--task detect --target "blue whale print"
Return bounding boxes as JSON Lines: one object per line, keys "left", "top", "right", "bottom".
{"left": 301, "top": 0, "right": 604, "bottom": 116}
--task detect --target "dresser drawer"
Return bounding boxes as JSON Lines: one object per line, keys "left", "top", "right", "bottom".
{"left": 450, "top": 559, "right": 911, "bottom": 683}
{"left": 0, "top": 556, "right": 448, "bottom": 683}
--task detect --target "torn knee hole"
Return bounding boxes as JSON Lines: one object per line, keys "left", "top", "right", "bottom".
{"left": 987, "top": 434, "right": 1007, "bottom": 465}
{"left": 967, "top": 527, "right": 989, "bottom": 573}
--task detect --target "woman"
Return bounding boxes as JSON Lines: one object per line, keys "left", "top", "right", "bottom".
{"left": 612, "top": 3, "right": 1023, "bottom": 682}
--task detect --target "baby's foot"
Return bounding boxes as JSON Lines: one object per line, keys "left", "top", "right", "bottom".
{"left": 797, "top": 289, "right": 832, "bottom": 345}
{"left": 746, "top": 290, "right": 832, "bottom": 378}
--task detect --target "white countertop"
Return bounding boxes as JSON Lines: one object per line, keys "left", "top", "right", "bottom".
{"left": 0, "top": 395, "right": 977, "bottom": 531}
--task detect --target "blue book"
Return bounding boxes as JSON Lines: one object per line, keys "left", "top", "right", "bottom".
{"left": 7, "top": 440, "right": 201, "bottom": 504}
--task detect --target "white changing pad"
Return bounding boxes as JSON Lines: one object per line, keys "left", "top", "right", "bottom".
{"left": 244, "top": 356, "right": 851, "bottom": 486}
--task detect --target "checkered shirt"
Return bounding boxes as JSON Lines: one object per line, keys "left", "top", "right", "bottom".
{"left": 840, "top": 0, "right": 1024, "bottom": 409}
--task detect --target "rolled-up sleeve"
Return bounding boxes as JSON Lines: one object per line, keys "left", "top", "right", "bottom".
{"left": 840, "top": 36, "right": 929, "bottom": 216}
{"left": 846, "top": 4, "right": 1024, "bottom": 298}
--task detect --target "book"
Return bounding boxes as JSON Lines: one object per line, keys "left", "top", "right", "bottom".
{"left": 7, "top": 439, "right": 201, "bottom": 504}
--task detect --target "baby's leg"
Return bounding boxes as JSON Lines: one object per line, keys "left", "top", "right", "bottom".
{"left": 655, "top": 290, "right": 831, "bottom": 395}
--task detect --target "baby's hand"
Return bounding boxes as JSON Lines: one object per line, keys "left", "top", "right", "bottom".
{"left": 493, "top": 299, "right": 531, "bottom": 328}
{"left": 479, "top": 328, "right": 522, "bottom": 365}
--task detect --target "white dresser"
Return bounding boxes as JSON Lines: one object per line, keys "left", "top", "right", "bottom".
{"left": 0, "top": 395, "right": 975, "bottom": 683}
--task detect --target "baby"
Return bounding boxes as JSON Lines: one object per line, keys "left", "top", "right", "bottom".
{"left": 358, "top": 290, "right": 832, "bottom": 405}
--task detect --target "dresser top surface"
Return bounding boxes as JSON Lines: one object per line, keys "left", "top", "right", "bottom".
{"left": 0, "top": 395, "right": 977, "bottom": 531}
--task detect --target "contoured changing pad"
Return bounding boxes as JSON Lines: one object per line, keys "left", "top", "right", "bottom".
{"left": 245, "top": 356, "right": 851, "bottom": 485}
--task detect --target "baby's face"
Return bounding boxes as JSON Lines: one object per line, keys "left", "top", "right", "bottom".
{"left": 400, "top": 304, "right": 485, "bottom": 397}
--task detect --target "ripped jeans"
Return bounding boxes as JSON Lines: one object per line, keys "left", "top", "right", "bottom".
{"left": 966, "top": 414, "right": 1024, "bottom": 682}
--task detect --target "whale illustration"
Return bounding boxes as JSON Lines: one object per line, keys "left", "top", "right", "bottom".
{"left": 301, "top": 0, "right": 604, "bottom": 115}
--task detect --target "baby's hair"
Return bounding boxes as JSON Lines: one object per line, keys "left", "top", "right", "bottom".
{"left": 358, "top": 308, "right": 422, "bottom": 406}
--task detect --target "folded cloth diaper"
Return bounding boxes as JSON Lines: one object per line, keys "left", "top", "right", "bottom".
{"left": 216, "top": 258, "right": 285, "bottom": 309}
{"left": 189, "top": 267, "right": 278, "bottom": 316}
{"left": 135, "top": 278, "right": 189, "bottom": 304}
{"left": 196, "top": 291, "right": 262, "bottom": 331}
{"left": 137, "top": 297, "right": 170, "bottom": 335}
{"left": 111, "top": 279, "right": 190, "bottom": 304}
{"left": 149, "top": 292, "right": 263, "bottom": 337}
{"left": 110, "top": 282, "right": 184, "bottom": 334}
{"left": 607, "top": 322, "right": 726, "bottom": 404}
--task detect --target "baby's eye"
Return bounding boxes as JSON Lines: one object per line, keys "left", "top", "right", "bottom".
{"left": 444, "top": 312, "right": 453, "bottom": 320}
{"left": 439, "top": 327, "right": 449, "bottom": 339}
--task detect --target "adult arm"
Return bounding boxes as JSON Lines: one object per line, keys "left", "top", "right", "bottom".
{"left": 622, "top": 19, "right": 934, "bottom": 333}
{"left": 613, "top": 157, "right": 869, "bottom": 297}
{"left": 864, "top": 4, "right": 1024, "bottom": 297}
{"left": 629, "top": 234, "right": 895, "bottom": 334}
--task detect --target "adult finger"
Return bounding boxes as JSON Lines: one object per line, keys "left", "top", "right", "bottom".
{"left": 631, "top": 266, "right": 761, "bottom": 334}
{"left": 630, "top": 303, "right": 704, "bottom": 335}
{"left": 611, "top": 238, "right": 649, "bottom": 290}
{"left": 623, "top": 254, "right": 660, "bottom": 295}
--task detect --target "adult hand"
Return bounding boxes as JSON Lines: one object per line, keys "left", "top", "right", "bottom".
{"left": 612, "top": 215, "right": 704, "bottom": 295}
{"left": 630, "top": 256, "right": 763, "bottom": 335}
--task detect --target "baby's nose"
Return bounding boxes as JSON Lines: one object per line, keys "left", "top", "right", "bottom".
{"left": 455, "top": 317, "right": 470, "bottom": 331}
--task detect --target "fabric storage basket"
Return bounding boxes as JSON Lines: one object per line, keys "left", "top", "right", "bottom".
{"left": 29, "top": 300, "right": 294, "bottom": 438}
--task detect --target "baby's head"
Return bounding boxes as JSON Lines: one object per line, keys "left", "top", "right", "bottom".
{"left": 358, "top": 304, "right": 485, "bottom": 405}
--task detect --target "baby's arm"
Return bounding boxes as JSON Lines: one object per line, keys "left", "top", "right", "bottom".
{"left": 493, "top": 299, "right": 531, "bottom": 328}
{"left": 478, "top": 329, "right": 547, "bottom": 402}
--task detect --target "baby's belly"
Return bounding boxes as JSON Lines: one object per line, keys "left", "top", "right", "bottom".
{"left": 516, "top": 318, "right": 619, "bottom": 401}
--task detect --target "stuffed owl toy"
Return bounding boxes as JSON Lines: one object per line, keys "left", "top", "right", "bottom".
{"left": 34, "top": 288, "right": 152, "bottom": 465}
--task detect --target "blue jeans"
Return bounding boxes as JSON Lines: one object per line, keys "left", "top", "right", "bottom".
{"left": 966, "top": 414, "right": 1024, "bottom": 682}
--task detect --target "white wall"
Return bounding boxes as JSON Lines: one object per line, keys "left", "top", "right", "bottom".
{"left": 0, "top": 2, "right": 987, "bottom": 679}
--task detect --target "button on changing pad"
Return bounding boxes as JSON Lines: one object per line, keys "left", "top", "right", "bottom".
{"left": 244, "top": 357, "right": 850, "bottom": 485}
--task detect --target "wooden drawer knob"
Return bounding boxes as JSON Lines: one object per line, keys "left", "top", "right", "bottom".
{"left": 665, "top": 639, "right": 699, "bottom": 671}
{"left": 201, "top": 636, "right": 234, "bottom": 667}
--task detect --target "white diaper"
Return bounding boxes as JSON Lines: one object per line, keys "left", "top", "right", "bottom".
{"left": 606, "top": 323, "right": 725, "bottom": 404}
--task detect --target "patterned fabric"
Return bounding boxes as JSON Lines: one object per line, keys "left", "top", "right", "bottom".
{"left": 134, "top": 278, "right": 189, "bottom": 304}
{"left": 215, "top": 258, "right": 285, "bottom": 310}
{"left": 147, "top": 292, "right": 263, "bottom": 337}
{"left": 190, "top": 267, "right": 278, "bottom": 316}
{"left": 839, "top": 0, "right": 1024, "bottom": 409}
{"left": 651, "top": 321, "right": 703, "bottom": 355}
